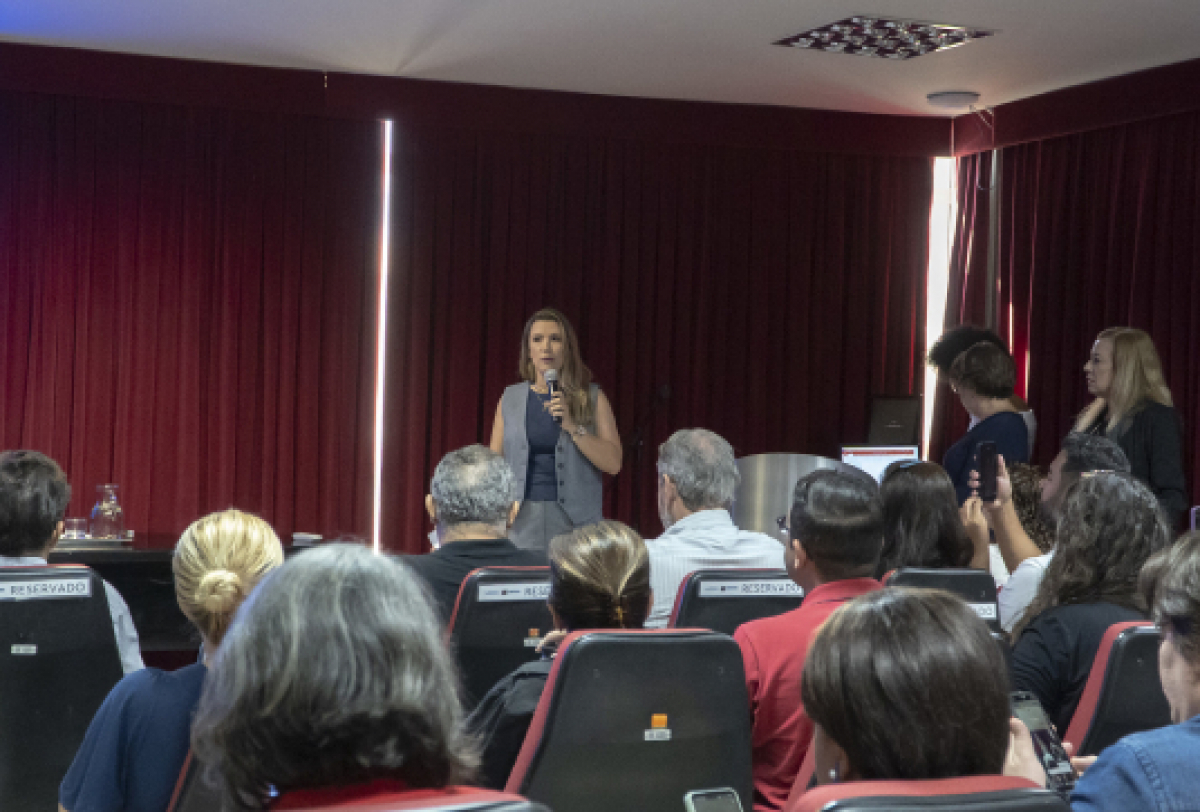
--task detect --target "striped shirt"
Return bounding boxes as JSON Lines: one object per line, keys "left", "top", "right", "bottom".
{"left": 645, "top": 509, "right": 787, "bottom": 628}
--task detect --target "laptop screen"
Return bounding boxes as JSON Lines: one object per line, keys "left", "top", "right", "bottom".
{"left": 841, "top": 445, "right": 920, "bottom": 482}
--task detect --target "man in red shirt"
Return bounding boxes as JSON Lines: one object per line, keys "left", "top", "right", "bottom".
{"left": 734, "top": 470, "right": 883, "bottom": 811}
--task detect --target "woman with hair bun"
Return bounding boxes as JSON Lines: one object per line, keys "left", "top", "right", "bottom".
{"left": 467, "top": 519, "right": 651, "bottom": 788}
{"left": 59, "top": 509, "right": 283, "bottom": 812}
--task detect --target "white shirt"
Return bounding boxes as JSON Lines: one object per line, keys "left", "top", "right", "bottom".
{"left": 644, "top": 509, "right": 787, "bottom": 628}
{"left": 989, "top": 544, "right": 1010, "bottom": 587}
{"left": 999, "top": 551, "right": 1054, "bottom": 632}
{"left": 0, "top": 555, "right": 144, "bottom": 674}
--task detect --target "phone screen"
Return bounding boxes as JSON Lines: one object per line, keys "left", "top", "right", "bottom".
{"left": 1011, "top": 692, "right": 1077, "bottom": 797}
{"left": 684, "top": 789, "right": 744, "bottom": 812}
{"left": 978, "top": 441, "right": 999, "bottom": 502}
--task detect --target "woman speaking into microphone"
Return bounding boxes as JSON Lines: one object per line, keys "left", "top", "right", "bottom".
{"left": 490, "top": 308, "right": 622, "bottom": 550}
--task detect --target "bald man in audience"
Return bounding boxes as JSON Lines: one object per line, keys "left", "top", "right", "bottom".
{"left": 734, "top": 470, "right": 883, "bottom": 811}
{"left": 644, "top": 429, "right": 785, "bottom": 628}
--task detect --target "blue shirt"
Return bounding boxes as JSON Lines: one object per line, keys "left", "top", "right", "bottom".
{"left": 524, "top": 389, "right": 560, "bottom": 502}
{"left": 943, "top": 411, "right": 1030, "bottom": 505}
{"left": 60, "top": 663, "right": 206, "bottom": 812}
{"left": 1072, "top": 714, "right": 1200, "bottom": 811}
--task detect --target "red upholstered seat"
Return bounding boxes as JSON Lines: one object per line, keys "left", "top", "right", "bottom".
{"left": 170, "top": 759, "right": 546, "bottom": 812}
{"left": 1062, "top": 621, "right": 1171, "bottom": 756}
{"left": 288, "top": 787, "right": 547, "bottom": 811}
{"left": 667, "top": 568, "right": 803, "bottom": 634}
{"left": 786, "top": 776, "right": 1066, "bottom": 812}
{"left": 505, "top": 628, "right": 752, "bottom": 812}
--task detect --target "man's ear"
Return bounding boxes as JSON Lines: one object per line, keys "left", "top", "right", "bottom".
{"left": 507, "top": 501, "right": 521, "bottom": 528}
{"left": 790, "top": 537, "right": 809, "bottom": 570}
{"left": 424, "top": 495, "right": 437, "bottom": 523}
{"left": 661, "top": 474, "right": 677, "bottom": 500}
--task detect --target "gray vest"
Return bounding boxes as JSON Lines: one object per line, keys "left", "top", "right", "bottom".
{"left": 501, "top": 382, "right": 604, "bottom": 526}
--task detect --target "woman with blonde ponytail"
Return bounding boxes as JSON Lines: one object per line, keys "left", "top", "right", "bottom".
{"left": 59, "top": 509, "right": 283, "bottom": 812}
{"left": 467, "top": 520, "right": 651, "bottom": 788}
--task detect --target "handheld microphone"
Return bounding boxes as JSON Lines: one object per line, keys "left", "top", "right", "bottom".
{"left": 544, "top": 369, "right": 562, "bottom": 425}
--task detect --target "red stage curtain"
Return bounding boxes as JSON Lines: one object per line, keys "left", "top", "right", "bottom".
{"left": 381, "top": 126, "right": 933, "bottom": 552}
{"left": 0, "top": 91, "right": 379, "bottom": 544}
{"left": 943, "top": 111, "right": 1200, "bottom": 500}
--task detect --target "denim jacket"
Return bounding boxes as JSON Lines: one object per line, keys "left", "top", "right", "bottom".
{"left": 1071, "top": 714, "right": 1200, "bottom": 811}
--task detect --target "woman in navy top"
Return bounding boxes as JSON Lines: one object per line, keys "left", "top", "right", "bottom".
{"left": 490, "top": 308, "right": 623, "bottom": 550}
{"left": 1007, "top": 531, "right": 1200, "bottom": 811}
{"left": 942, "top": 341, "right": 1029, "bottom": 504}
{"left": 59, "top": 510, "right": 283, "bottom": 812}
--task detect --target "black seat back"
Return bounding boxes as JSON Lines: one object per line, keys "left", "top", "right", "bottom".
{"left": 887, "top": 568, "right": 1001, "bottom": 632}
{"left": 508, "top": 630, "right": 752, "bottom": 812}
{"left": 668, "top": 569, "right": 803, "bottom": 634}
{"left": 447, "top": 567, "right": 554, "bottom": 706}
{"left": 1076, "top": 624, "right": 1171, "bottom": 755}
{"left": 0, "top": 565, "right": 124, "bottom": 809}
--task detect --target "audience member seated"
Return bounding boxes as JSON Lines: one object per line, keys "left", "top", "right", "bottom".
{"left": 734, "top": 470, "right": 883, "bottom": 811}
{"left": 1010, "top": 472, "right": 1170, "bottom": 733}
{"left": 984, "top": 436, "right": 1130, "bottom": 632}
{"left": 942, "top": 341, "right": 1030, "bottom": 505}
{"left": 407, "top": 445, "right": 547, "bottom": 623}
{"left": 1007, "top": 531, "right": 1200, "bottom": 810}
{"left": 191, "top": 543, "right": 477, "bottom": 810}
{"left": 645, "top": 428, "right": 784, "bottom": 628}
{"left": 875, "top": 461, "right": 980, "bottom": 579}
{"left": 993, "top": 462, "right": 1056, "bottom": 583}
{"left": 928, "top": 325, "right": 1037, "bottom": 457}
{"left": 59, "top": 509, "right": 283, "bottom": 812}
{"left": 0, "top": 449, "right": 143, "bottom": 674}
{"left": 802, "top": 589, "right": 1011, "bottom": 788}
{"left": 467, "top": 519, "right": 650, "bottom": 789}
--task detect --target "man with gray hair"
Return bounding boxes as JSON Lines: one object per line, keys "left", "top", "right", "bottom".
{"left": 644, "top": 429, "right": 786, "bottom": 628}
{"left": 406, "top": 445, "right": 546, "bottom": 623}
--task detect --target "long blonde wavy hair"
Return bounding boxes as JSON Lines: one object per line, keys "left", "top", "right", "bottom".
{"left": 519, "top": 307, "right": 595, "bottom": 426}
{"left": 1074, "top": 327, "right": 1173, "bottom": 433}
{"left": 173, "top": 508, "right": 284, "bottom": 648}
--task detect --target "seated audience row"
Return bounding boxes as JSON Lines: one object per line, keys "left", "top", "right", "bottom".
{"left": 1009, "top": 471, "right": 1170, "bottom": 732}
{"left": 60, "top": 509, "right": 283, "bottom": 812}
{"left": 1008, "top": 532, "right": 1200, "bottom": 810}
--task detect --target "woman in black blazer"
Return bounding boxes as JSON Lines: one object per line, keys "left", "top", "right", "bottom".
{"left": 1074, "top": 327, "right": 1187, "bottom": 528}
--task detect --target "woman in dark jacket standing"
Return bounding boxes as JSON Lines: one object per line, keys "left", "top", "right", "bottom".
{"left": 1073, "top": 327, "right": 1186, "bottom": 528}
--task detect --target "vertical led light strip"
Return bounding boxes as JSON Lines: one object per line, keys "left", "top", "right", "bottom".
{"left": 922, "top": 157, "right": 958, "bottom": 460}
{"left": 372, "top": 120, "right": 395, "bottom": 553}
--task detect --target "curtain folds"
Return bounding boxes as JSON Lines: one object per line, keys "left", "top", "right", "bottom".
{"left": 0, "top": 91, "right": 379, "bottom": 543}
{"left": 942, "top": 111, "right": 1200, "bottom": 502}
{"left": 381, "top": 126, "right": 933, "bottom": 552}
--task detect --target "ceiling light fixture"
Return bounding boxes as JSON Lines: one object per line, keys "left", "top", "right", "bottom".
{"left": 926, "top": 91, "right": 982, "bottom": 109}
{"left": 775, "top": 16, "right": 994, "bottom": 60}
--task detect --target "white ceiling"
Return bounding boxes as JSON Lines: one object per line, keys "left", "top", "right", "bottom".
{"left": 2, "top": 0, "right": 1199, "bottom": 116}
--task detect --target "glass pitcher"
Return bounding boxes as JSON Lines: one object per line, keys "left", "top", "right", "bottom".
{"left": 90, "top": 484, "right": 126, "bottom": 539}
